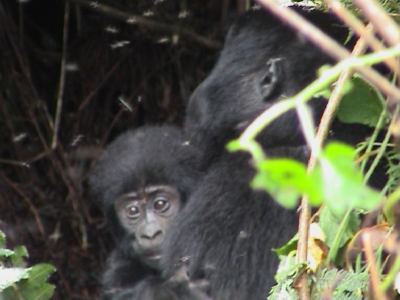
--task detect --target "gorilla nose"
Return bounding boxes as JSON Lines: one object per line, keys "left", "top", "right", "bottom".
{"left": 141, "top": 230, "right": 163, "bottom": 241}
{"left": 140, "top": 230, "right": 163, "bottom": 249}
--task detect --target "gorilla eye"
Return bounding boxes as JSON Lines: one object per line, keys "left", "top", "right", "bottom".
{"left": 153, "top": 199, "right": 170, "bottom": 212}
{"left": 125, "top": 205, "right": 140, "bottom": 219}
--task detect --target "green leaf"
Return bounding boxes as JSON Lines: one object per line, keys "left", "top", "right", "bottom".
{"left": 0, "top": 267, "right": 31, "bottom": 292}
{"left": 318, "top": 206, "right": 360, "bottom": 249}
{"left": 252, "top": 158, "right": 322, "bottom": 208}
{"left": 6, "top": 264, "right": 56, "bottom": 300}
{"left": 25, "top": 264, "right": 56, "bottom": 288}
{"left": 337, "top": 76, "right": 384, "bottom": 128}
{"left": 268, "top": 252, "right": 304, "bottom": 300}
{"left": 0, "top": 246, "right": 28, "bottom": 266}
{"left": 0, "top": 249, "right": 15, "bottom": 258}
{"left": 0, "top": 232, "right": 5, "bottom": 248}
{"left": 17, "top": 282, "right": 55, "bottom": 300}
{"left": 273, "top": 234, "right": 298, "bottom": 256}
{"left": 11, "top": 246, "right": 29, "bottom": 267}
{"left": 0, "top": 231, "right": 56, "bottom": 300}
{"left": 226, "top": 139, "right": 242, "bottom": 151}
{"left": 313, "top": 142, "right": 382, "bottom": 217}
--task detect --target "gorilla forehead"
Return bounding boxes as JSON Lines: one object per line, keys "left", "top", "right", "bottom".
{"left": 90, "top": 126, "right": 202, "bottom": 206}
{"left": 221, "top": 7, "right": 346, "bottom": 67}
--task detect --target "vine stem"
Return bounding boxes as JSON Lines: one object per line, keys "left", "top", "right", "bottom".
{"left": 298, "top": 25, "right": 370, "bottom": 299}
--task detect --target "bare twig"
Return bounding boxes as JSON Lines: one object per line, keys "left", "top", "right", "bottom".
{"left": 322, "top": 22, "right": 371, "bottom": 130}
{"left": 296, "top": 47, "right": 367, "bottom": 297}
{"left": 52, "top": 2, "right": 70, "bottom": 149}
{"left": 2, "top": 10, "right": 82, "bottom": 212}
{"left": 256, "top": 0, "right": 400, "bottom": 105}
{"left": 0, "top": 158, "right": 30, "bottom": 168}
{"left": 297, "top": 27, "right": 369, "bottom": 300}
{"left": 353, "top": 0, "right": 400, "bottom": 47}
{"left": 296, "top": 199, "right": 311, "bottom": 299}
{"left": 18, "top": 1, "right": 24, "bottom": 50}
{"left": 1, "top": 5, "right": 50, "bottom": 149}
{"left": 100, "top": 107, "right": 125, "bottom": 147}
{"left": 325, "top": 0, "right": 399, "bottom": 75}
{"left": 362, "top": 231, "right": 389, "bottom": 300}
{"left": 1, "top": 175, "right": 46, "bottom": 239}
{"left": 77, "top": 52, "right": 130, "bottom": 112}
{"left": 67, "top": 0, "right": 222, "bottom": 49}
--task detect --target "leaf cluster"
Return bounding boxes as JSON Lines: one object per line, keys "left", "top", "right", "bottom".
{"left": 0, "top": 231, "right": 56, "bottom": 300}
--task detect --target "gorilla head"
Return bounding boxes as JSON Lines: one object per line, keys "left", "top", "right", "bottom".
{"left": 185, "top": 7, "right": 350, "bottom": 164}
{"left": 89, "top": 125, "right": 203, "bottom": 270}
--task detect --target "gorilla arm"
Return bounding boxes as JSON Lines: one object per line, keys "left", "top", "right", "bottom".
{"left": 102, "top": 253, "right": 211, "bottom": 300}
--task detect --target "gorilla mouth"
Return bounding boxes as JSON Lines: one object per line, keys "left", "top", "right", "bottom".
{"left": 143, "top": 252, "right": 162, "bottom": 269}
{"left": 146, "top": 254, "right": 161, "bottom": 261}
{"left": 141, "top": 250, "right": 162, "bottom": 261}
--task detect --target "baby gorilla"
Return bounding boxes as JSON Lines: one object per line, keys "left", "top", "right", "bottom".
{"left": 89, "top": 126, "right": 207, "bottom": 300}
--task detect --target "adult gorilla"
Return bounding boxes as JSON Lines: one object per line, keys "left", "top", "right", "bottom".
{"left": 185, "top": 7, "right": 373, "bottom": 167}
{"left": 162, "top": 7, "right": 380, "bottom": 300}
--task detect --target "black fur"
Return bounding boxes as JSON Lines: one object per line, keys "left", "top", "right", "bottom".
{"left": 162, "top": 7, "right": 381, "bottom": 300}
{"left": 162, "top": 146, "right": 307, "bottom": 299}
{"left": 185, "top": 7, "right": 351, "bottom": 166}
{"left": 89, "top": 126, "right": 205, "bottom": 300}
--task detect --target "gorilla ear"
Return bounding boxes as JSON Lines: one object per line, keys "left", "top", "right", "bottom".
{"left": 260, "top": 58, "right": 281, "bottom": 101}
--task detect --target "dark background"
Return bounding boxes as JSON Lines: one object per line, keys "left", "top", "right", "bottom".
{"left": 0, "top": 0, "right": 248, "bottom": 298}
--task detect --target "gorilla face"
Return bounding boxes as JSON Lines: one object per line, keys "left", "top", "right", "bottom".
{"left": 115, "top": 185, "right": 182, "bottom": 269}
{"left": 89, "top": 125, "right": 203, "bottom": 260}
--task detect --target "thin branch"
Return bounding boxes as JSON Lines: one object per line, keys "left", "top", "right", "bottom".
{"left": 1, "top": 175, "right": 46, "bottom": 239}
{"left": 0, "top": 158, "right": 29, "bottom": 168}
{"left": 296, "top": 29, "right": 368, "bottom": 300}
{"left": 317, "top": 23, "right": 371, "bottom": 142}
{"left": 256, "top": 0, "right": 400, "bottom": 106}
{"left": 364, "top": 105, "right": 399, "bottom": 184}
{"left": 77, "top": 52, "right": 129, "bottom": 112}
{"left": 1, "top": 6, "right": 49, "bottom": 150}
{"left": 297, "top": 19, "right": 370, "bottom": 297}
{"left": 325, "top": 0, "right": 398, "bottom": 75}
{"left": 353, "top": 0, "right": 400, "bottom": 47}
{"left": 18, "top": 1, "right": 24, "bottom": 50}
{"left": 67, "top": 0, "right": 222, "bottom": 49}
{"left": 52, "top": 2, "right": 70, "bottom": 149}
{"left": 362, "top": 231, "right": 389, "bottom": 300}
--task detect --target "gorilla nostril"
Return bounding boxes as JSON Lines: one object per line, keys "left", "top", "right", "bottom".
{"left": 142, "top": 230, "right": 163, "bottom": 240}
{"left": 152, "top": 230, "right": 162, "bottom": 240}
